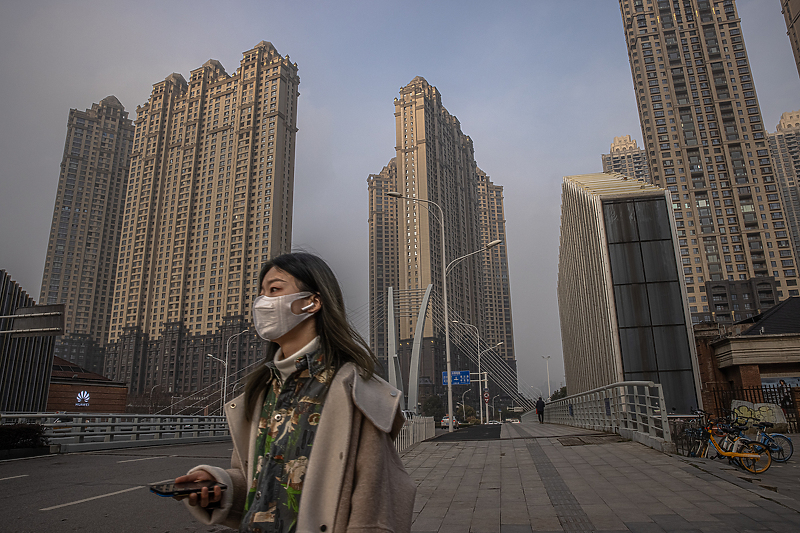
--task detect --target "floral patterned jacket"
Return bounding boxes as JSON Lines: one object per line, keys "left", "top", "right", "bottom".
{"left": 240, "top": 345, "right": 332, "bottom": 532}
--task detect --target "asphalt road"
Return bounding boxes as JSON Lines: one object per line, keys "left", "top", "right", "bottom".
{"left": 431, "top": 422, "right": 502, "bottom": 441}
{"left": 0, "top": 441, "right": 234, "bottom": 533}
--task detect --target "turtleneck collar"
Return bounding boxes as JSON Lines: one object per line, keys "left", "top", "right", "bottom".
{"left": 272, "top": 336, "right": 321, "bottom": 382}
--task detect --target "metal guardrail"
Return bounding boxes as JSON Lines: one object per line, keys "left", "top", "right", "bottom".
{"left": 1, "top": 412, "right": 230, "bottom": 453}
{"left": 526, "top": 381, "right": 676, "bottom": 453}
{"left": 395, "top": 416, "right": 435, "bottom": 453}
{"left": 3, "top": 412, "right": 436, "bottom": 454}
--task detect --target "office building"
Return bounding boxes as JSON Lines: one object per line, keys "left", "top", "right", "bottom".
{"left": 38, "top": 96, "right": 134, "bottom": 373}
{"left": 619, "top": 0, "right": 797, "bottom": 324}
{"left": 781, "top": 0, "right": 800, "bottom": 79}
{"left": 368, "top": 77, "right": 516, "bottom": 406}
{"left": 602, "top": 135, "right": 651, "bottom": 181}
{"left": 768, "top": 111, "right": 800, "bottom": 288}
{"left": 1, "top": 270, "right": 61, "bottom": 412}
{"left": 557, "top": 173, "right": 700, "bottom": 413}
{"left": 104, "top": 41, "right": 298, "bottom": 397}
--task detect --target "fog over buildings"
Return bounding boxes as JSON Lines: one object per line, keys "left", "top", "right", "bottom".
{"left": 1, "top": 1, "right": 798, "bottom": 392}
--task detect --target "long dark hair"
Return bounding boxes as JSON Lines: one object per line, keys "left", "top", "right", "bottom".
{"left": 244, "top": 252, "right": 378, "bottom": 418}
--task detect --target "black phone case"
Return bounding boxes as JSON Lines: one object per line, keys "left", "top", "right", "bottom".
{"left": 149, "top": 481, "right": 227, "bottom": 497}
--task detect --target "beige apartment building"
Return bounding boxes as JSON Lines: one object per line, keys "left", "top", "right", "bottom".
{"left": 476, "top": 169, "right": 515, "bottom": 367}
{"left": 104, "top": 41, "right": 298, "bottom": 396}
{"left": 368, "top": 76, "right": 517, "bottom": 406}
{"left": 782, "top": 0, "right": 800, "bottom": 79}
{"left": 768, "top": 111, "right": 800, "bottom": 281}
{"left": 602, "top": 135, "right": 651, "bottom": 181}
{"left": 39, "top": 96, "right": 134, "bottom": 373}
{"left": 619, "top": 0, "right": 797, "bottom": 324}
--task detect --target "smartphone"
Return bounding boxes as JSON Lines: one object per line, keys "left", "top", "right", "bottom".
{"left": 149, "top": 480, "right": 227, "bottom": 497}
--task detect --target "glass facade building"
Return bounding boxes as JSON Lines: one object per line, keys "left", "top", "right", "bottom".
{"left": 559, "top": 173, "right": 700, "bottom": 413}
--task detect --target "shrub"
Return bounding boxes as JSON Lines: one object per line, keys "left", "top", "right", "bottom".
{"left": 0, "top": 424, "right": 48, "bottom": 449}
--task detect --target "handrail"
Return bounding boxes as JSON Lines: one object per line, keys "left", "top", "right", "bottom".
{"left": 395, "top": 416, "right": 435, "bottom": 453}
{"left": 3, "top": 412, "right": 436, "bottom": 454}
{"left": 1, "top": 412, "right": 230, "bottom": 452}
{"left": 525, "top": 381, "right": 676, "bottom": 453}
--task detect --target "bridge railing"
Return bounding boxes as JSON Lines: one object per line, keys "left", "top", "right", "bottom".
{"left": 526, "top": 381, "right": 675, "bottom": 453}
{"left": 1, "top": 412, "right": 229, "bottom": 452}
{"left": 395, "top": 416, "right": 435, "bottom": 453}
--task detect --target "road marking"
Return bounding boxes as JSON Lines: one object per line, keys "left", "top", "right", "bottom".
{"left": 0, "top": 474, "right": 29, "bottom": 481}
{"left": 40, "top": 485, "right": 144, "bottom": 511}
{"left": 117, "top": 455, "right": 168, "bottom": 464}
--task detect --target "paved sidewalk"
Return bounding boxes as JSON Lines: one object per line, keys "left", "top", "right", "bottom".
{"left": 400, "top": 420, "right": 800, "bottom": 532}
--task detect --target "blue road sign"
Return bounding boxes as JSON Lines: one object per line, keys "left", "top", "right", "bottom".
{"left": 442, "top": 370, "right": 471, "bottom": 385}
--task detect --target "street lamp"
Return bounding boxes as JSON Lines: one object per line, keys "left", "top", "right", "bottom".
{"left": 206, "top": 353, "right": 227, "bottom": 414}
{"left": 491, "top": 394, "right": 500, "bottom": 422}
{"left": 478, "top": 342, "right": 502, "bottom": 425}
{"left": 387, "top": 191, "right": 501, "bottom": 432}
{"left": 452, "top": 321, "right": 481, "bottom": 423}
{"left": 542, "top": 355, "right": 552, "bottom": 399}
{"left": 459, "top": 388, "right": 471, "bottom": 421}
{"left": 225, "top": 329, "right": 249, "bottom": 406}
{"left": 149, "top": 384, "right": 160, "bottom": 415}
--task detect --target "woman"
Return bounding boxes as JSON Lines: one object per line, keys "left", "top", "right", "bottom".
{"left": 176, "top": 252, "right": 415, "bottom": 532}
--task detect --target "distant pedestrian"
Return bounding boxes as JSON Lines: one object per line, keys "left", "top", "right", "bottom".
{"left": 779, "top": 379, "right": 792, "bottom": 415}
{"left": 536, "top": 397, "right": 545, "bottom": 423}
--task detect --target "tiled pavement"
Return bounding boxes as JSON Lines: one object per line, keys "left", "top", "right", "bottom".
{"left": 400, "top": 421, "right": 800, "bottom": 532}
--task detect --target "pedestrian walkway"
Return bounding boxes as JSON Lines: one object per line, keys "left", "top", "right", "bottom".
{"left": 400, "top": 420, "right": 800, "bottom": 532}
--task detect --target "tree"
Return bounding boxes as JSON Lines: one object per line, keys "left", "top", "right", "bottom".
{"left": 550, "top": 386, "right": 567, "bottom": 401}
{"left": 456, "top": 404, "right": 475, "bottom": 421}
{"left": 421, "top": 394, "right": 446, "bottom": 420}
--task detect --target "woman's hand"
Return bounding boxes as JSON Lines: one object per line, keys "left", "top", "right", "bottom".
{"left": 174, "top": 470, "right": 223, "bottom": 508}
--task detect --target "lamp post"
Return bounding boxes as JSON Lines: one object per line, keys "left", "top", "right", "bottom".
{"left": 453, "top": 321, "right": 482, "bottom": 423}
{"left": 149, "top": 384, "right": 160, "bottom": 415}
{"left": 387, "top": 191, "right": 455, "bottom": 431}
{"left": 542, "top": 355, "right": 552, "bottom": 399}
{"left": 460, "top": 388, "right": 471, "bottom": 421}
{"left": 206, "top": 353, "right": 227, "bottom": 415}
{"left": 491, "top": 394, "right": 500, "bottom": 422}
{"left": 478, "top": 342, "right": 502, "bottom": 425}
{"left": 225, "top": 329, "right": 249, "bottom": 407}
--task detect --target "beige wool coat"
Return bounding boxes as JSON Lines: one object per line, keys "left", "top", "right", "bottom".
{"left": 183, "top": 363, "right": 416, "bottom": 532}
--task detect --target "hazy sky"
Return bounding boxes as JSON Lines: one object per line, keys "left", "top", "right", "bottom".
{"left": 1, "top": 1, "right": 798, "bottom": 395}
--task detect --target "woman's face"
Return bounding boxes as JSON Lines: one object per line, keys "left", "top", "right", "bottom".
{"left": 260, "top": 267, "right": 317, "bottom": 314}
{"left": 260, "top": 267, "right": 303, "bottom": 297}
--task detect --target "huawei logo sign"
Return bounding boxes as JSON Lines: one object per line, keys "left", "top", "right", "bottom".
{"left": 76, "top": 391, "right": 90, "bottom": 406}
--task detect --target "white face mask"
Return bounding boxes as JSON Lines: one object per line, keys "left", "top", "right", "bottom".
{"left": 252, "top": 291, "right": 315, "bottom": 341}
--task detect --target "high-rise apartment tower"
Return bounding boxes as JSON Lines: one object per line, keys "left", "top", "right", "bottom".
{"left": 105, "top": 42, "right": 298, "bottom": 396}
{"left": 476, "top": 169, "right": 515, "bottom": 366}
{"left": 39, "top": 96, "right": 134, "bottom": 372}
{"left": 768, "top": 111, "right": 800, "bottom": 290}
{"left": 368, "top": 77, "right": 516, "bottom": 405}
{"left": 781, "top": 0, "right": 800, "bottom": 79}
{"left": 602, "top": 135, "right": 651, "bottom": 181}
{"left": 619, "top": 0, "right": 797, "bottom": 323}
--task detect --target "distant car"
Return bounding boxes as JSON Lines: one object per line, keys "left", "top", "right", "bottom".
{"left": 440, "top": 416, "right": 459, "bottom": 429}
{"left": 487, "top": 420, "right": 501, "bottom": 425}
{"left": 505, "top": 418, "right": 521, "bottom": 424}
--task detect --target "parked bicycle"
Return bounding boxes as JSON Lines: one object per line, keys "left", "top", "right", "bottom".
{"left": 732, "top": 417, "right": 793, "bottom": 463}
{"left": 688, "top": 409, "right": 772, "bottom": 474}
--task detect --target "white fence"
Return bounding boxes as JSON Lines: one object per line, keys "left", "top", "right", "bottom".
{"left": 526, "top": 381, "right": 675, "bottom": 453}
{"left": 395, "top": 416, "right": 435, "bottom": 453}
{"left": 1, "top": 412, "right": 229, "bottom": 453}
